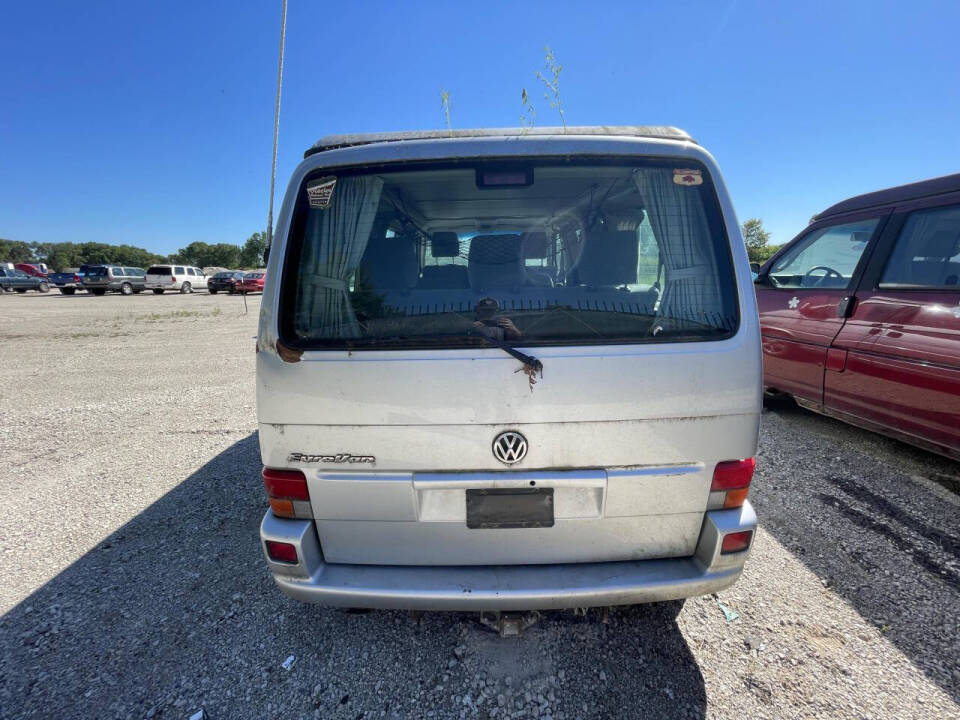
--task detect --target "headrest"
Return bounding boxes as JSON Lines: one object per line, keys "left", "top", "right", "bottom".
{"left": 850, "top": 231, "right": 872, "bottom": 245}
{"left": 521, "top": 232, "right": 548, "bottom": 259}
{"left": 431, "top": 232, "right": 460, "bottom": 257}
{"left": 918, "top": 229, "right": 959, "bottom": 257}
{"left": 359, "top": 233, "right": 419, "bottom": 290}
{"left": 571, "top": 231, "right": 639, "bottom": 286}
{"left": 468, "top": 234, "right": 525, "bottom": 290}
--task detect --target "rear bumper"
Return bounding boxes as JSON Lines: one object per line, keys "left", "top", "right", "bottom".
{"left": 259, "top": 501, "right": 757, "bottom": 610}
{"left": 144, "top": 281, "right": 179, "bottom": 289}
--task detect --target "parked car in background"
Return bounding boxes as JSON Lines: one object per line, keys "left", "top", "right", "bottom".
{"left": 15, "top": 262, "right": 49, "bottom": 278}
{"left": 144, "top": 265, "right": 208, "bottom": 294}
{"left": 75, "top": 264, "right": 100, "bottom": 287}
{"left": 0, "top": 266, "right": 50, "bottom": 293}
{"left": 49, "top": 268, "right": 84, "bottom": 294}
{"left": 80, "top": 265, "right": 146, "bottom": 295}
{"left": 208, "top": 271, "right": 245, "bottom": 294}
{"left": 256, "top": 126, "right": 761, "bottom": 618}
{"left": 755, "top": 172, "right": 960, "bottom": 461}
{"left": 237, "top": 272, "right": 265, "bottom": 294}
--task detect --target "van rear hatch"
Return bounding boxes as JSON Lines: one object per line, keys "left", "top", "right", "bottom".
{"left": 258, "top": 149, "right": 760, "bottom": 566}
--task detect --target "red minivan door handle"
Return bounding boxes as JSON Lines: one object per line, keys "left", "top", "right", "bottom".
{"left": 837, "top": 295, "right": 856, "bottom": 318}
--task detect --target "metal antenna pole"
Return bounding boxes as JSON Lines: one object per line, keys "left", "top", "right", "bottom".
{"left": 266, "top": 0, "right": 288, "bottom": 254}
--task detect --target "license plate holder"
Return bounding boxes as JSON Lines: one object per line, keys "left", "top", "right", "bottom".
{"left": 465, "top": 488, "right": 554, "bottom": 529}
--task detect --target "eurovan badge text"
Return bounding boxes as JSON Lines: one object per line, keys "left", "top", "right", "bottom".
{"left": 287, "top": 452, "right": 375, "bottom": 464}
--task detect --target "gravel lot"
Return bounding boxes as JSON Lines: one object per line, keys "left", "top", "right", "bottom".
{"left": 0, "top": 292, "right": 957, "bottom": 720}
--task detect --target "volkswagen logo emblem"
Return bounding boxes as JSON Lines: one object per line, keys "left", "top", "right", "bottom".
{"left": 493, "top": 430, "right": 528, "bottom": 465}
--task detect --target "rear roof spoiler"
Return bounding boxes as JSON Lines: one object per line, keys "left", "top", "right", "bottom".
{"left": 304, "top": 126, "right": 696, "bottom": 158}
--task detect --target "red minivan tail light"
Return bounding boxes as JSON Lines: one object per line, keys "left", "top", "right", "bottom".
{"left": 721, "top": 530, "right": 753, "bottom": 554}
{"left": 265, "top": 540, "right": 298, "bottom": 563}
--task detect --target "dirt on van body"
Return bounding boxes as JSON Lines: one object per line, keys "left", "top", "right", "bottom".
{"left": 0, "top": 292, "right": 957, "bottom": 719}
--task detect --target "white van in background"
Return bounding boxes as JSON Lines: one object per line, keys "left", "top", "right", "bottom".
{"left": 144, "top": 265, "right": 208, "bottom": 294}
{"left": 256, "top": 127, "right": 761, "bottom": 620}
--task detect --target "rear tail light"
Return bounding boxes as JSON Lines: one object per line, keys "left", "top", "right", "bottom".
{"left": 169, "top": 276, "right": 176, "bottom": 282}
{"left": 721, "top": 530, "right": 753, "bottom": 554}
{"left": 709, "top": 458, "right": 755, "bottom": 510}
{"left": 262, "top": 467, "right": 310, "bottom": 519}
{"left": 265, "top": 540, "right": 298, "bottom": 563}
{"left": 73, "top": 274, "right": 80, "bottom": 282}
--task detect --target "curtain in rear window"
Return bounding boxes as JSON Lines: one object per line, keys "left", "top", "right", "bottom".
{"left": 298, "top": 176, "right": 384, "bottom": 338}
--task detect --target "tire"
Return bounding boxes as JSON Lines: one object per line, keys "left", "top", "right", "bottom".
{"left": 209, "top": 288, "right": 218, "bottom": 295}
{"left": 152, "top": 289, "right": 164, "bottom": 295}
{"left": 180, "top": 282, "right": 192, "bottom": 294}
{"left": 60, "top": 288, "right": 76, "bottom": 295}
{"left": 38, "top": 282, "right": 50, "bottom": 293}
{"left": 120, "top": 282, "right": 132, "bottom": 295}
{"left": 91, "top": 288, "right": 106, "bottom": 296}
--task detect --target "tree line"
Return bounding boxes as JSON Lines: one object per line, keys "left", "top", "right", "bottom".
{"left": 5, "top": 223, "right": 779, "bottom": 271}
{"left": 741, "top": 218, "right": 782, "bottom": 264}
{"left": 0, "top": 233, "right": 267, "bottom": 271}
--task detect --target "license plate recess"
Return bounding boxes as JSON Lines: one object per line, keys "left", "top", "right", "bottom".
{"left": 465, "top": 488, "right": 554, "bottom": 529}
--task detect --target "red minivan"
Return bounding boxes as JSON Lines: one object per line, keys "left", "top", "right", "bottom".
{"left": 755, "top": 173, "right": 960, "bottom": 461}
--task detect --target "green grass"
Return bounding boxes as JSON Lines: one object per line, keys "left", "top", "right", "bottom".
{"left": 134, "top": 307, "right": 227, "bottom": 323}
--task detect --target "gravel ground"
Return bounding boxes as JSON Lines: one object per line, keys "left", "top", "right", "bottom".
{"left": 0, "top": 291, "right": 957, "bottom": 720}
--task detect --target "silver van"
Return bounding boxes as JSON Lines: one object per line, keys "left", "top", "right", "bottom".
{"left": 257, "top": 127, "right": 761, "bottom": 614}
{"left": 80, "top": 265, "right": 146, "bottom": 295}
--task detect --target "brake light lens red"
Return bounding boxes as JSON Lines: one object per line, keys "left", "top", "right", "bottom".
{"left": 265, "top": 540, "right": 298, "bottom": 563}
{"left": 262, "top": 467, "right": 310, "bottom": 519}
{"left": 169, "top": 276, "right": 176, "bottom": 282}
{"left": 711, "top": 458, "right": 756, "bottom": 490}
{"left": 262, "top": 468, "right": 309, "bottom": 500}
{"left": 721, "top": 530, "right": 753, "bottom": 554}
{"left": 710, "top": 458, "right": 755, "bottom": 509}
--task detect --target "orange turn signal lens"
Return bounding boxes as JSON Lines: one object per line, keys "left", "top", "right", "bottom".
{"left": 269, "top": 497, "right": 296, "bottom": 518}
{"left": 723, "top": 487, "right": 751, "bottom": 509}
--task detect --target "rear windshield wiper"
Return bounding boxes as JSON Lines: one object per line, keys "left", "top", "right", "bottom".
{"left": 469, "top": 327, "right": 543, "bottom": 390}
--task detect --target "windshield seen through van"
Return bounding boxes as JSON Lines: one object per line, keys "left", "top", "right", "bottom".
{"left": 281, "top": 160, "right": 738, "bottom": 349}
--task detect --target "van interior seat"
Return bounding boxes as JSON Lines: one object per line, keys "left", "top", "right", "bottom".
{"left": 359, "top": 234, "right": 419, "bottom": 290}
{"left": 568, "top": 230, "right": 639, "bottom": 287}
{"left": 521, "top": 231, "right": 554, "bottom": 287}
{"left": 418, "top": 264, "right": 470, "bottom": 289}
{"left": 907, "top": 229, "right": 960, "bottom": 285}
{"left": 468, "top": 234, "right": 526, "bottom": 290}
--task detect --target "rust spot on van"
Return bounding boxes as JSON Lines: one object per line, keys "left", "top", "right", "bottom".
{"left": 275, "top": 339, "right": 303, "bottom": 363}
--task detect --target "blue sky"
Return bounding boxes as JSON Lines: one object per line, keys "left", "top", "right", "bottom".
{"left": 2, "top": 1, "right": 958, "bottom": 256}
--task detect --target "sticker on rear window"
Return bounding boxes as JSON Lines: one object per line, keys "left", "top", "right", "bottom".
{"left": 673, "top": 168, "right": 703, "bottom": 186}
{"left": 306, "top": 176, "right": 337, "bottom": 209}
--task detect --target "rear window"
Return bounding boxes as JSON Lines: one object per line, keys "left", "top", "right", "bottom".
{"left": 147, "top": 266, "right": 171, "bottom": 275}
{"left": 280, "top": 159, "right": 738, "bottom": 349}
{"left": 86, "top": 266, "right": 108, "bottom": 277}
{"left": 880, "top": 204, "right": 960, "bottom": 288}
